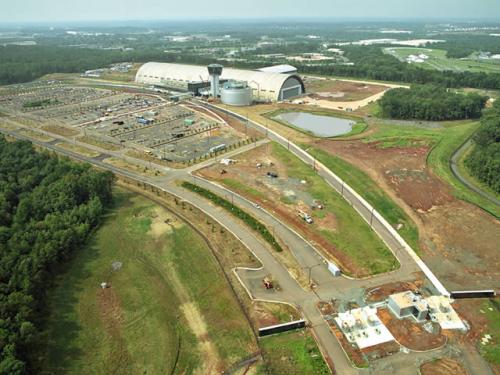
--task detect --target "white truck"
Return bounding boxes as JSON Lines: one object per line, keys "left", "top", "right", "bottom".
{"left": 298, "top": 210, "right": 313, "bottom": 224}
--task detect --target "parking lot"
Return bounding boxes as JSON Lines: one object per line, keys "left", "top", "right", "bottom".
{"left": 0, "top": 82, "right": 249, "bottom": 164}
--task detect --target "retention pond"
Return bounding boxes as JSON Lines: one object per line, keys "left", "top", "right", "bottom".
{"left": 274, "top": 111, "right": 355, "bottom": 137}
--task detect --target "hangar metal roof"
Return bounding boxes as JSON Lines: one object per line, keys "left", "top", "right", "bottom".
{"left": 135, "top": 62, "right": 304, "bottom": 101}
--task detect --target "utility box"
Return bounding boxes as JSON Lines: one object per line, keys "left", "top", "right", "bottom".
{"left": 327, "top": 262, "right": 341, "bottom": 277}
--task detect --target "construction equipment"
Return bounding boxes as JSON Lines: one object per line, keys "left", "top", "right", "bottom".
{"left": 263, "top": 277, "right": 273, "bottom": 289}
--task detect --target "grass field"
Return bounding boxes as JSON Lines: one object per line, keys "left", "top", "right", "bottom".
{"left": 260, "top": 331, "right": 330, "bottom": 375}
{"left": 305, "top": 145, "right": 420, "bottom": 252}
{"left": 384, "top": 47, "right": 500, "bottom": 73}
{"left": 479, "top": 299, "right": 500, "bottom": 367}
{"left": 37, "top": 188, "right": 256, "bottom": 374}
{"left": 265, "top": 143, "right": 396, "bottom": 275}
{"left": 57, "top": 142, "right": 101, "bottom": 158}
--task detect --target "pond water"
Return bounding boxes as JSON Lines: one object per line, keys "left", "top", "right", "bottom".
{"left": 274, "top": 111, "right": 355, "bottom": 137}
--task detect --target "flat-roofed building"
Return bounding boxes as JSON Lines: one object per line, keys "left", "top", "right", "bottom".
{"left": 387, "top": 291, "right": 429, "bottom": 322}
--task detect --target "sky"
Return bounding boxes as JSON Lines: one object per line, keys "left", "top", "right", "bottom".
{"left": 2, "top": 0, "right": 500, "bottom": 23}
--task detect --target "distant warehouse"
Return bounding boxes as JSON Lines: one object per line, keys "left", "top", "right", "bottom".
{"left": 135, "top": 62, "right": 305, "bottom": 102}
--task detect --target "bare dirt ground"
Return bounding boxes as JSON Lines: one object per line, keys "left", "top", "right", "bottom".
{"left": 306, "top": 79, "right": 388, "bottom": 102}
{"left": 365, "top": 278, "right": 424, "bottom": 303}
{"left": 361, "top": 341, "right": 400, "bottom": 362}
{"left": 420, "top": 357, "right": 468, "bottom": 375}
{"left": 378, "top": 308, "right": 447, "bottom": 351}
{"left": 97, "top": 286, "right": 132, "bottom": 372}
{"left": 181, "top": 302, "right": 222, "bottom": 375}
{"left": 251, "top": 301, "right": 300, "bottom": 328}
{"left": 197, "top": 144, "right": 371, "bottom": 276}
{"left": 313, "top": 138, "right": 500, "bottom": 291}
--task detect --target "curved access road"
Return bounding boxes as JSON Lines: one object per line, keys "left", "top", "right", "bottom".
{"left": 201, "top": 101, "right": 450, "bottom": 297}
{"left": 450, "top": 138, "right": 500, "bottom": 207}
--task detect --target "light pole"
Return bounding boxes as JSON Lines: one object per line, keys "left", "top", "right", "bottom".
{"left": 306, "top": 262, "right": 324, "bottom": 287}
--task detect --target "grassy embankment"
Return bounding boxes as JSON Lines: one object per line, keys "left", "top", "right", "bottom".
{"left": 260, "top": 331, "right": 331, "bottom": 375}
{"left": 305, "top": 145, "right": 420, "bottom": 252}
{"left": 271, "top": 143, "right": 397, "bottom": 275}
{"left": 479, "top": 299, "right": 500, "bottom": 367}
{"left": 38, "top": 188, "right": 256, "bottom": 374}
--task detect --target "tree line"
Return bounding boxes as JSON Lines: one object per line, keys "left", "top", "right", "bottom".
{"left": 299, "top": 46, "right": 500, "bottom": 90}
{"left": 0, "top": 136, "right": 114, "bottom": 374}
{"left": 378, "top": 84, "right": 488, "bottom": 121}
{"left": 3, "top": 44, "right": 500, "bottom": 91}
{"left": 465, "top": 101, "right": 500, "bottom": 194}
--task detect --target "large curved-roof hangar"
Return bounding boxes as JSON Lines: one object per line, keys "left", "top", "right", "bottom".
{"left": 135, "top": 62, "right": 305, "bottom": 102}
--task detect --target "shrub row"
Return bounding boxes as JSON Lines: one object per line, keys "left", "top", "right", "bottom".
{"left": 181, "top": 181, "right": 283, "bottom": 252}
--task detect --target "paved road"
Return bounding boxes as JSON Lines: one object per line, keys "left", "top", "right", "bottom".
{"left": 201, "top": 101, "right": 449, "bottom": 296}
{"left": 0, "top": 126, "right": 361, "bottom": 375}
{"left": 450, "top": 138, "right": 500, "bottom": 207}
{"left": 1, "top": 116, "right": 491, "bottom": 375}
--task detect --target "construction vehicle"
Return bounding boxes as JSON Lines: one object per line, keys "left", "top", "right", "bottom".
{"left": 263, "top": 277, "right": 273, "bottom": 289}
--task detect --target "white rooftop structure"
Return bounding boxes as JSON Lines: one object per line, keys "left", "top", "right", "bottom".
{"left": 256, "top": 64, "right": 298, "bottom": 74}
{"left": 136, "top": 62, "right": 305, "bottom": 102}
{"left": 426, "top": 296, "right": 466, "bottom": 331}
{"left": 335, "top": 306, "right": 395, "bottom": 349}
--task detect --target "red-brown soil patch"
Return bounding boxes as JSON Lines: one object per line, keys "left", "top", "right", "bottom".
{"left": 312, "top": 137, "right": 500, "bottom": 290}
{"left": 420, "top": 358, "right": 468, "bottom": 375}
{"left": 452, "top": 299, "right": 490, "bottom": 342}
{"left": 307, "top": 79, "right": 387, "bottom": 102}
{"left": 361, "top": 340, "right": 400, "bottom": 361}
{"left": 329, "top": 322, "right": 368, "bottom": 367}
{"left": 378, "top": 308, "right": 447, "bottom": 351}
{"left": 314, "top": 140, "right": 453, "bottom": 212}
{"left": 365, "top": 278, "right": 424, "bottom": 303}
{"left": 251, "top": 302, "right": 300, "bottom": 329}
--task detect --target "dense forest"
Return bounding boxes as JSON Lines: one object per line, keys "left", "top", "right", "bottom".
{"left": 300, "top": 46, "right": 500, "bottom": 90}
{"left": 466, "top": 101, "right": 500, "bottom": 193}
{"left": 0, "top": 136, "right": 114, "bottom": 374}
{"left": 378, "top": 85, "right": 488, "bottom": 121}
{"left": 435, "top": 34, "right": 500, "bottom": 58}
{"left": 0, "top": 45, "right": 168, "bottom": 85}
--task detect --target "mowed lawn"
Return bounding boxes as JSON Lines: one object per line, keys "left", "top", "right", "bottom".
{"left": 38, "top": 188, "right": 256, "bottom": 374}
{"left": 260, "top": 331, "right": 330, "bottom": 375}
